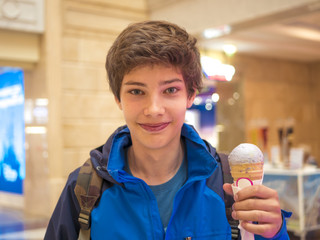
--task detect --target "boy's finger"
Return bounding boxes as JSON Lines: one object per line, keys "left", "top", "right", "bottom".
{"left": 233, "top": 198, "right": 281, "bottom": 213}
{"left": 236, "top": 185, "right": 278, "bottom": 201}
{"left": 223, "top": 183, "right": 234, "bottom": 196}
{"left": 241, "top": 220, "right": 282, "bottom": 238}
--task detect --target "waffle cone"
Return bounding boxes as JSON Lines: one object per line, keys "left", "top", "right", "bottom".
{"left": 230, "top": 162, "right": 263, "bottom": 181}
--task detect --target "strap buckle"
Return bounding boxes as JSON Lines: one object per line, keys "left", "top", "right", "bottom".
{"left": 78, "top": 209, "right": 91, "bottom": 230}
{"left": 231, "top": 224, "right": 240, "bottom": 240}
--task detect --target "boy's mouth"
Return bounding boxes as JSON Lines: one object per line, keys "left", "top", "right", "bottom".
{"left": 139, "top": 122, "right": 170, "bottom": 132}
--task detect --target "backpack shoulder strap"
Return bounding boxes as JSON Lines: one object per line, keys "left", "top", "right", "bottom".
{"left": 74, "top": 158, "right": 103, "bottom": 240}
{"left": 217, "top": 152, "right": 233, "bottom": 183}
{"left": 203, "top": 139, "right": 240, "bottom": 240}
{"left": 216, "top": 153, "right": 241, "bottom": 240}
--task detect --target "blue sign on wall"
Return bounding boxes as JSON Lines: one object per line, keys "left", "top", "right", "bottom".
{"left": 0, "top": 67, "right": 25, "bottom": 194}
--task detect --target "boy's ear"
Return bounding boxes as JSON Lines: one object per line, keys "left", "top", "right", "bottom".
{"left": 114, "top": 96, "right": 122, "bottom": 110}
{"left": 187, "top": 91, "right": 197, "bottom": 108}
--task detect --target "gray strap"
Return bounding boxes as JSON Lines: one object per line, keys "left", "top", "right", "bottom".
{"left": 217, "top": 153, "right": 233, "bottom": 186}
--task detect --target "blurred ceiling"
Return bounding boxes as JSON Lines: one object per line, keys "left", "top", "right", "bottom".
{"left": 148, "top": 0, "right": 320, "bottom": 62}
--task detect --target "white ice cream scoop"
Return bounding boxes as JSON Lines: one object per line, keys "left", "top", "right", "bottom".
{"left": 228, "top": 143, "right": 264, "bottom": 165}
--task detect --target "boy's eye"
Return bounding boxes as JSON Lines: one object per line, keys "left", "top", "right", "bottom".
{"left": 165, "top": 87, "right": 178, "bottom": 94}
{"left": 129, "top": 89, "right": 143, "bottom": 95}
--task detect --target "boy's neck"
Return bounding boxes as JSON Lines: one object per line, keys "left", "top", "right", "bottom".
{"left": 127, "top": 139, "right": 184, "bottom": 185}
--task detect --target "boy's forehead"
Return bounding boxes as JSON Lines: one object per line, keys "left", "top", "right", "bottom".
{"left": 125, "top": 63, "right": 182, "bottom": 77}
{"left": 121, "top": 65, "right": 186, "bottom": 87}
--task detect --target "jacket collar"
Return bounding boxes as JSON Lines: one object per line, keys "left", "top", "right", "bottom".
{"left": 90, "top": 124, "right": 218, "bottom": 183}
{"left": 181, "top": 124, "right": 218, "bottom": 181}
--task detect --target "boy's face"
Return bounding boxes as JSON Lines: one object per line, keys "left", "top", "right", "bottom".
{"left": 115, "top": 64, "right": 196, "bottom": 151}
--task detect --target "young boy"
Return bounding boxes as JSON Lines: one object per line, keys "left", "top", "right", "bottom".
{"left": 45, "top": 20, "right": 290, "bottom": 239}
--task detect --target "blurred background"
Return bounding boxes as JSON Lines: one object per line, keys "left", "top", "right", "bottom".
{"left": 0, "top": 0, "right": 320, "bottom": 239}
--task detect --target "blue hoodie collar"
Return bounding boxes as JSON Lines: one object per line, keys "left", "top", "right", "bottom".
{"left": 181, "top": 124, "right": 218, "bottom": 181}
{"left": 96, "top": 124, "right": 217, "bottom": 183}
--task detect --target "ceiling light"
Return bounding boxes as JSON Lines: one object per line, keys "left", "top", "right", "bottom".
{"left": 193, "top": 96, "right": 202, "bottom": 105}
{"left": 205, "top": 103, "right": 213, "bottom": 111}
{"left": 211, "top": 93, "right": 220, "bottom": 102}
{"left": 203, "top": 25, "right": 231, "bottom": 39}
{"left": 25, "top": 126, "right": 47, "bottom": 134}
{"left": 201, "top": 56, "right": 236, "bottom": 81}
{"left": 233, "top": 92, "right": 240, "bottom": 100}
{"left": 35, "top": 98, "right": 48, "bottom": 106}
{"left": 223, "top": 44, "right": 237, "bottom": 56}
{"left": 228, "top": 98, "right": 235, "bottom": 105}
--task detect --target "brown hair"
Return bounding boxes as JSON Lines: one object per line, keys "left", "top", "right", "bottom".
{"left": 106, "top": 20, "right": 202, "bottom": 101}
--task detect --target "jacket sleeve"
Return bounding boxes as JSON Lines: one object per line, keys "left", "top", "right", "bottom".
{"left": 44, "top": 168, "right": 81, "bottom": 240}
{"left": 255, "top": 210, "right": 292, "bottom": 240}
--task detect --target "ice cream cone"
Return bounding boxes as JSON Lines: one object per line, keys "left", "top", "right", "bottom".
{"left": 228, "top": 143, "right": 264, "bottom": 183}
{"left": 228, "top": 143, "right": 265, "bottom": 240}
{"left": 230, "top": 162, "right": 264, "bottom": 181}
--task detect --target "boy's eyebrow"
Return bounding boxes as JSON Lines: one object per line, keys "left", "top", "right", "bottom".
{"left": 160, "top": 78, "right": 183, "bottom": 85}
{"left": 123, "top": 81, "right": 146, "bottom": 87}
{"left": 124, "top": 78, "right": 183, "bottom": 87}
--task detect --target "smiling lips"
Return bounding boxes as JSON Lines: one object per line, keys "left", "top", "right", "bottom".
{"left": 139, "top": 122, "right": 170, "bottom": 132}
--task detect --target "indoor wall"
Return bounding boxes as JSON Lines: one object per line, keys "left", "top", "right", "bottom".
{"left": 216, "top": 53, "right": 320, "bottom": 164}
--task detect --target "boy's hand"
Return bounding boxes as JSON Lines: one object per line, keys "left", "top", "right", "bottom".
{"left": 223, "top": 183, "right": 283, "bottom": 238}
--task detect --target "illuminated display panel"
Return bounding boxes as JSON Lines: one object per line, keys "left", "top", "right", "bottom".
{"left": 0, "top": 67, "right": 25, "bottom": 194}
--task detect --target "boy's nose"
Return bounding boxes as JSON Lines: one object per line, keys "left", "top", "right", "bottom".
{"left": 143, "top": 95, "right": 165, "bottom": 116}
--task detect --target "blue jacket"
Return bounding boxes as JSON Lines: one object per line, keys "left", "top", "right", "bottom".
{"left": 45, "top": 124, "right": 290, "bottom": 239}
